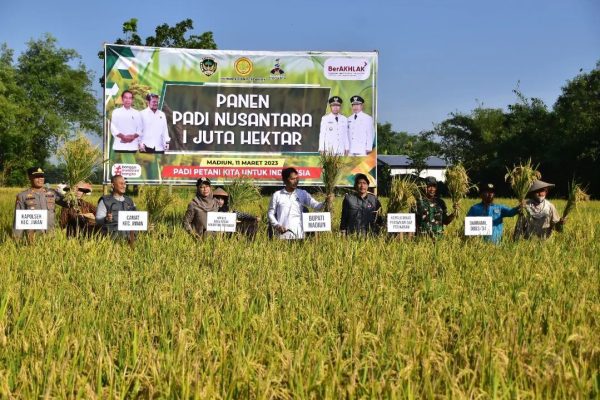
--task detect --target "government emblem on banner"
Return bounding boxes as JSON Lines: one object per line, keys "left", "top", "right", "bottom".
{"left": 200, "top": 57, "right": 218, "bottom": 76}
{"left": 234, "top": 57, "right": 253, "bottom": 76}
{"left": 270, "top": 58, "right": 285, "bottom": 79}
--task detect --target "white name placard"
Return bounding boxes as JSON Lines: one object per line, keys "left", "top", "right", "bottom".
{"left": 118, "top": 211, "right": 148, "bottom": 231}
{"left": 207, "top": 212, "right": 237, "bottom": 232}
{"left": 15, "top": 210, "right": 48, "bottom": 230}
{"left": 387, "top": 213, "right": 416, "bottom": 233}
{"left": 465, "top": 217, "right": 492, "bottom": 236}
{"left": 302, "top": 212, "right": 331, "bottom": 232}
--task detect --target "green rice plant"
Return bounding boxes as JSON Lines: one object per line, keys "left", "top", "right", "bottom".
{"left": 56, "top": 133, "right": 102, "bottom": 209}
{"left": 563, "top": 179, "right": 589, "bottom": 219}
{"left": 223, "top": 176, "right": 261, "bottom": 210}
{"left": 319, "top": 151, "right": 344, "bottom": 212}
{"left": 387, "top": 175, "right": 420, "bottom": 214}
{"left": 444, "top": 163, "right": 472, "bottom": 214}
{"left": 0, "top": 190, "right": 598, "bottom": 399}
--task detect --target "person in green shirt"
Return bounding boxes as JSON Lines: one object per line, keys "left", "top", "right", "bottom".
{"left": 411, "top": 176, "right": 455, "bottom": 238}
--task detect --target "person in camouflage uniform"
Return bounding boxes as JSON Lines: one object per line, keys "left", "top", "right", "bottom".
{"left": 411, "top": 176, "right": 455, "bottom": 238}
{"left": 13, "top": 166, "right": 67, "bottom": 238}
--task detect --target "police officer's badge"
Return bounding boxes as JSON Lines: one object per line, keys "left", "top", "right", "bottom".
{"left": 200, "top": 57, "right": 218, "bottom": 76}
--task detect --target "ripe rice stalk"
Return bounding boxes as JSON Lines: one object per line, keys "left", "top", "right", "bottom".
{"left": 319, "top": 151, "right": 343, "bottom": 212}
{"left": 444, "top": 163, "right": 472, "bottom": 213}
{"left": 387, "top": 175, "right": 420, "bottom": 214}
{"left": 57, "top": 133, "right": 102, "bottom": 209}
{"left": 223, "top": 176, "right": 261, "bottom": 210}
{"left": 505, "top": 160, "right": 541, "bottom": 239}
{"left": 504, "top": 159, "right": 541, "bottom": 205}
{"left": 563, "top": 180, "right": 589, "bottom": 219}
{"left": 139, "top": 185, "right": 176, "bottom": 223}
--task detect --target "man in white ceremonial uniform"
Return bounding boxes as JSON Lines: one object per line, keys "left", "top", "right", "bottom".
{"left": 319, "top": 96, "right": 348, "bottom": 155}
{"left": 139, "top": 93, "right": 170, "bottom": 154}
{"left": 347, "top": 95, "right": 374, "bottom": 156}
{"left": 110, "top": 90, "right": 142, "bottom": 153}
{"left": 268, "top": 167, "right": 331, "bottom": 239}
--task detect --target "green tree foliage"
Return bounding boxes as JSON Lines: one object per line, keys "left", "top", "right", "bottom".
{"left": 99, "top": 18, "right": 217, "bottom": 86}
{"left": 430, "top": 64, "right": 600, "bottom": 196}
{"left": 378, "top": 122, "right": 441, "bottom": 174}
{"left": 0, "top": 36, "right": 100, "bottom": 186}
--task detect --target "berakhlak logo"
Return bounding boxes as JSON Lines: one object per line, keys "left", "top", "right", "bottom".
{"left": 200, "top": 57, "right": 218, "bottom": 76}
{"left": 324, "top": 58, "right": 371, "bottom": 81}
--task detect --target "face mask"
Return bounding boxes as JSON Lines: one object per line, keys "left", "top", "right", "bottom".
{"left": 535, "top": 194, "right": 546, "bottom": 203}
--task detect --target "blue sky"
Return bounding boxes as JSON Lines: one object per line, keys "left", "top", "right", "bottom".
{"left": 1, "top": 0, "right": 598, "bottom": 134}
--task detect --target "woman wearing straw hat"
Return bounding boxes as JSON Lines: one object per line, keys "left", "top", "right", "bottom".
{"left": 213, "top": 187, "right": 260, "bottom": 237}
{"left": 518, "top": 179, "right": 565, "bottom": 239}
{"left": 59, "top": 181, "right": 99, "bottom": 238}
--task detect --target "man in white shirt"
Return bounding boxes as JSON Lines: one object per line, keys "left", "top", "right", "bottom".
{"left": 319, "top": 96, "right": 348, "bottom": 155}
{"left": 347, "top": 95, "right": 375, "bottom": 156}
{"left": 139, "top": 93, "right": 170, "bottom": 154}
{"left": 268, "top": 167, "right": 331, "bottom": 239}
{"left": 110, "top": 90, "right": 142, "bottom": 153}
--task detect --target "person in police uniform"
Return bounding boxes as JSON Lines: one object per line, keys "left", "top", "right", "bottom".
{"left": 95, "top": 174, "right": 137, "bottom": 239}
{"left": 13, "top": 166, "right": 67, "bottom": 238}
{"left": 347, "top": 95, "right": 375, "bottom": 156}
{"left": 319, "top": 96, "right": 349, "bottom": 155}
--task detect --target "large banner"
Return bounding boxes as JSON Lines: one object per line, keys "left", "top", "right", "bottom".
{"left": 104, "top": 45, "right": 377, "bottom": 186}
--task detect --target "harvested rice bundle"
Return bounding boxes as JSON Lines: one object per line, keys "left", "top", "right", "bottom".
{"left": 505, "top": 160, "right": 541, "bottom": 239}
{"left": 504, "top": 159, "right": 541, "bottom": 206}
{"left": 444, "top": 163, "right": 472, "bottom": 213}
{"left": 387, "top": 175, "right": 420, "bottom": 214}
{"left": 224, "top": 177, "right": 261, "bottom": 210}
{"left": 563, "top": 180, "right": 589, "bottom": 219}
{"left": 57, "top": 133, "right": 102, "bottom": 209}
{"left": 319, "top": 151, "right": 344, "bottom": 212}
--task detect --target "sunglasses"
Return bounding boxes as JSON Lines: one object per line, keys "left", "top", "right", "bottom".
{"left": 78, "top": 188, "right": 91, "bottom": 193}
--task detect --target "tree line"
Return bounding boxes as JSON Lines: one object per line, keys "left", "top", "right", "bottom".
{"left": 0, "top": 19, "right": 597, "bottom": 196}
{"left": 379, "top": 65, "right": 600, "bottom": 197}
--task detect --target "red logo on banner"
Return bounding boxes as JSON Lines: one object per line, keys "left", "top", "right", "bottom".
{"left": 162, "top": 166, "right": 322, "bottom": 180}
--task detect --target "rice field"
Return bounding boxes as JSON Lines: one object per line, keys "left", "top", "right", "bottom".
{"left": 0, "top": 187, "right": 598, "bottom": 399}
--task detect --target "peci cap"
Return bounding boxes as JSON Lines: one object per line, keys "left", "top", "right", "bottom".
{"left": 354, "top": 173, "right": 370, "bottom": 187}
{"left": 213, "top": 187, "right": 229, "bottom": 197}
{"left": 479, "top": 182, "right": 495, "bottom": 193}
{"left": 328, "top": 96, "right": 343, "bottom": 105}
{"left": 425, "top": 176, "right": 437, "bottom": 186}
{"left": 27, "top": 167, "right": 45, "bottom": 177}
{"left": 350, "top": 95, "right": 364, "bottom": 105}
{"left": 196, "top": 177, "right": 211, "bottom": 187}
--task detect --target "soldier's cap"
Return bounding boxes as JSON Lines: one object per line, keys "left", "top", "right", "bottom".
{"left": 350, "top": 95, "right": 365, "bottom": 105}
{"left": 328, "top": 96, "right": 343, "bottom": 105}
{"left": 479, "top": 182, "right": 495, "bottom": 193}
{"left": 27, "top": 167, "right": 45, "bottom": 177}
{"left": 528, "top": 180, "right": 555, "bottom": 193}
{"left": 425, "top": 176, "right": 437, "bottom": 186}
{"left": 196, "top": 177, "right": 211, "bottom": 186}
{"left": 354, "top": 173, "right": 370, "bottom": 187}
{"left": 213, "top": 188, "right": 229, "bottom": 198}
{"left": 146, "top": 93, "right": 159, "bottom": 101}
